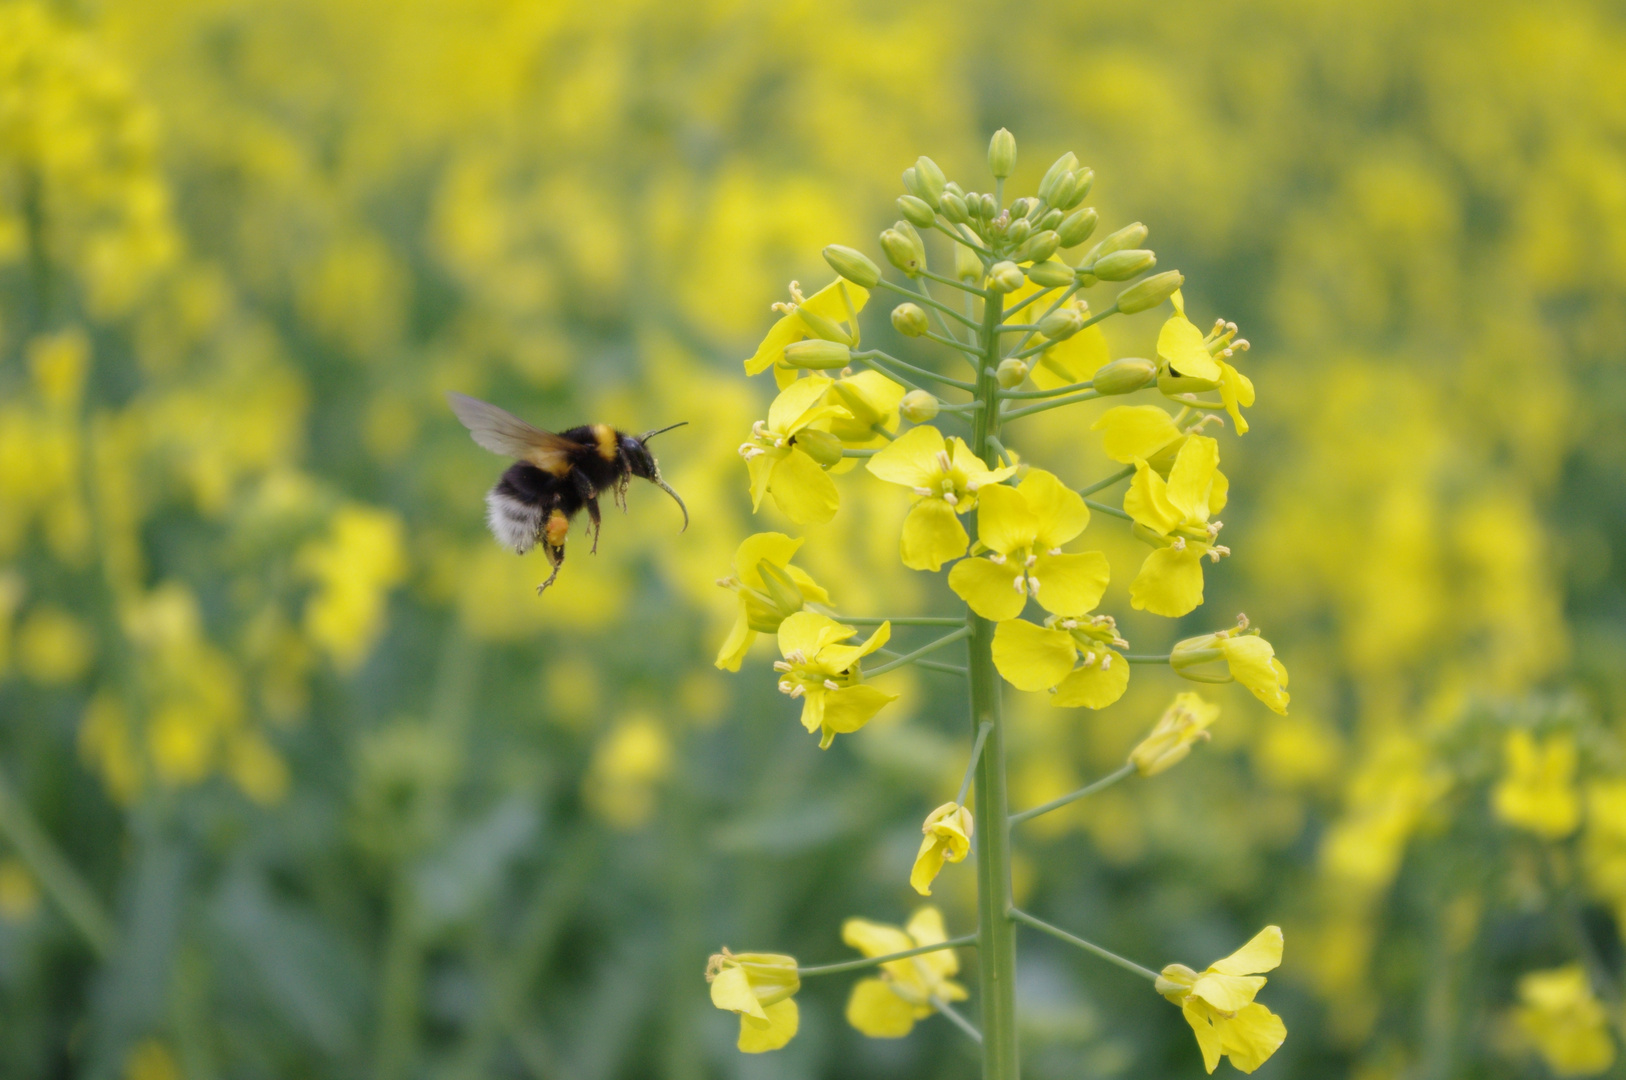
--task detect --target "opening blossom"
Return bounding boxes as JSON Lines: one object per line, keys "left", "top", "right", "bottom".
{"left": 1492, "top": 729, "right": 1581, "bottom": 840}
{"left": 842, "top": 907, "right": 968, "bottom": 1038}
{"left": 714, "top": 532, "right": 830, "bottom": 672}
{"left": 1171, "top": 618, "right": 1290, "bottom": 715}
{"left": 1130, "top": 692, "right": 1220, "bottom": 777}
{"left": 1156, "top": 926, "right": 1287, "bottom": 1074}
{"left": 706, "top": 949, "right": 801, "bottom": 1053}
{"left": 1515, "top": 964, "right": 1616, "bottom": 1076}
{"left": 824, "top": 370, "right": 907, "bottom": 449}
{"left": 775, "top": 612, "right": 897, "bottom": 748}
{"left": 910, "top": 802, "right": 972, "bottom": 896}
{"left": 1157, "top": 290, "right": 1254, "bottom": 434}
{"left": 740, "top": 375, "right": 849, "bottom": 525}
{"left": 992, "top": 610, "right": 1132, "bottom": 709}
{"left": 1123, "top": 434, "right": 1230, "bottom": 618}
{"left": 746, "top": 278, "right": 869, "bottom": 388}
{"left": 866, "top": 425, "right": 1016, "bottom": 571}
{"left": 947, "top": 469, "right": 1106, "bottom": 621}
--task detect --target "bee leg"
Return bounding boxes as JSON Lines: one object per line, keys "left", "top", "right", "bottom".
{"left": 537, "top": 508, "right": 569, "bottom": 594}
{"left": 585, "top": 495, "right": 602, "bottom": 554}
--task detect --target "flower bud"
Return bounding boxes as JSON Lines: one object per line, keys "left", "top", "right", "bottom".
{"left": 988, "top": 128, "right": 1017, "bottom": 179}
{"left": 1062, "top": 168, "right": 1094, "bottom": 208}
{"left": 1037, "top": 306, "right": 1085, "bottom": 341}
{"left": 1170, "top": 632, "right": 1229, "bottom": 676}
{"left": 880, "top": 225, "right": 925, "bottom": 277}
{"left": 954, "top": 240, "right": 983, "bottom": 282}
{"left": 901, "top": 166, "right": 924, "bottom": 201}
{"left": 1128, "top": 692, "right": 1219, "bottom": 778}
{"left": 891, "top": 302, "right": 929, "bottom": 337}
{"left": 1116, "top": 270, "right": 1185, "bottom": 314}
{"left": 1014, "top": 230, "right": 1060, "bottom": 265}
{"left": 978, "top": 193, "right": 998, "bottom": 219}
{"left": 1038, "top": 152, "right": 1079, "bottom": 202}
{"left": 914, "top": 156, "right": 947, "bottom": 208}
{"left": 794, "top": 304, "right": 854, "bottom": 344}
{"left": 1087, "top": 222, "right": 1149, "bottom": 262}
{"left": 1006, "top": 219, "right": 1032, "bottom": 246}
{"left": 782, "top": 339, "right": 852, "bottom": 369}
{"left": 899, "top": 389, "right": 940, "bottom": 423}
{"left": 940, "top": 191, "right": 970, "bottom": 224}
{"left": 1093, "top": 357, "right": 1158, "bottom": 394}
{"left": 792, "top": 427, "right": 843, "bottom": 467}
{"left": 1038, "top": 208, "right": 1063, "bottom": 232}
{"left": 1024, "top": 260, "right": 1076, "bottom": 288}
{"left": 944, "top": 181, "right": 965, "bottom": 198}
{"left": 987, "top": 261, "right": 1025, "bottom": 292}
{"left": 823, "top": 244, "right": 880, "bottom": 288}
{"left": 1090, "top": 248, "right": 1156, "bottom": 281}
{"left": 1057, "top": 207, "right": 1098, "bottom": 248}
{"left": 996, "top": 357, "right": 1029, "bottom": 388}
{"left": 897, "top": 194, "right": 937, "bottom": 229}
{"left": 1011, "top": 197, "right": 1039, "bottom": 220}
{"left": 1046, "top": 171, "right": 1078, "bottom": 211}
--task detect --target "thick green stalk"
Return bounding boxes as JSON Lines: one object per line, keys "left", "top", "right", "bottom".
{"left": 969, "top": 285, "right": 1020, "bottom": 1079}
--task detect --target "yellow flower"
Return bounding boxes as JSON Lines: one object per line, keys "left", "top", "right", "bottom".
{"left": 910, "top": 802, "right": 972, "bottom": 896}
{"left": 843, "top": 907, "right": 968, "bottom": 1038}
{"left": 992, "top": 611, "right": 1131, "bottom": 709}
{"left": 1130, "top": 692, "right": 1220, "bottom": 777}
{"left": 824, "top": 370, "right": 907, "bottom": 448}
{"left": 1092, "top": 404, "right": 1187, "bottom": 466}
{"left": 1515, "top": 964, "right": 1616, "bottom": 1076}
{"left": 714, "top": 533, "right": 830, "bottom": 672}
{"left": 1171, "top": 620, "right": 1290, "bottom": 715}
{"left": 1492, "top": 730, "right": 1580, "bottom": 840}
{"left": 746, "top": 278, "right": 869, "bottom": 388}
{"left": 947, "top": 469, "right": 1107, "bottom": 621}
{"left": 1156, "top": 926, "right": 1287, "bottom": 1075}
{"left": 1157, "top": 290, "right": 1254, "bottom": 434}
{"left": 740, "top": 375, "right": 849, "bottom": 525}
{"left": 775, "top": 612, "right": 897, "bottom": 748}
{"left": 1032, "top": 309, "right": 1110, "bottom": 390}
{"left": 866, "top": 425, "right": 1017, "bottom": 571}
{"left": 706, "top": 949, "right": 801, "bottom": 1053}
{"left": 1123, "top": 435, "right": 1230, "bottom": 618}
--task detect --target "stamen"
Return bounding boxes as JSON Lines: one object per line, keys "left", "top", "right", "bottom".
{"left": 1012, "top": 577, "right": 1027, "bottom": 594}
{"left": 1100, "top": 654, "right": 1112, "bottom": 669}
{"left": 1060, "top": 619, "right": 1078, "bottom": 630}
{"left": 1048, "top": 548, "right": 1062, "bottom": 556}
{"left": 1024, "top": 554, "right": 1037, "bottom": 568}
{"left": 823, "top": 679, "right": 840, "bottom": 691}
{"left": 786, "top": 650, "right": 807, "bottom": 665}
{"left": 943, "top": 492, "right": 959, "bottom": 507}
{"left": 935, "top": 450, "right": 953, "bottom": 472}
{"left": 1171, "top": 536, "right": 1187, "bottom": 551}
{"left": 789, "top": 684, "right": 806, "bottom": 698}
{"left": 1028, "top": 576, "right": 1040, "bottom": 593}
{"left": 988, "top": 553, "right": 1007, "bottom": 565}
{"left": 773, "top": 661, "right": 793, "bottom": 672}
{"left": 912, "top": 486, "right": 933, "bottom": 496}
{"left": 777, "top": 680, "right": 795, "bottom": 694}
{"left": 1082, "top": 652, "right": 1097, "bottom": 668}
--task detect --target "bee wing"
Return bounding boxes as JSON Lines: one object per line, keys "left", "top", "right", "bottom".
{"left": 446, "top": 392, "right": 574, "bottom": 473}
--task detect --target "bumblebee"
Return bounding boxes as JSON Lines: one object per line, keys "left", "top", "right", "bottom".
{"left": 446, "top": 391, "right": 688, "bottom": 593}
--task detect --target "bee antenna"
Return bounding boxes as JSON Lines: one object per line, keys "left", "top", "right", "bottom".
{"left": 638, "top": 421, "right": 688, "bottom": 443}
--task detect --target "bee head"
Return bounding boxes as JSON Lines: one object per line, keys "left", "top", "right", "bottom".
{"left": 625, "top": 422, "right": 689, "bottom": 531}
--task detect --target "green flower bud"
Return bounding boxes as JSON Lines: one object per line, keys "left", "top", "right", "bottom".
{"left": 1116, "top": 270, "right": 1185, "bottom": 314}
{"left": 987, "top": 261, "right": 1025, "bottom": 292}
{"left": 782, "top": 339, "right": 853, "bottom": 369}
{"left": 988, "top": 128, "right": 1017, "bottom": 179}
{"left": 1007, "top": 219, "right": 1033, "bottom": 246}
{"left": 794, "top": 304, "right": 854, "bottom": 344}
{"left": 1093, "top": 357, "right": 1158, "bottom": 395}
{"left": 914, "top": 156, "right": 947, "bottom": 208}
{"left": 899, "top": 389, "right": 940, "bottom": 423}
{"left": 1057, "top": 207, "right": 1098, "bottom": 248}
{"left": 880, "top": 224, "right": 926, "bottom": 277}
{"left": 1158, "top": 367, "right": 1222, "bottom": 395}
{"left": 1011, "top": 197, "right": 1039, "bottom": 220}
{"left": 1014, "top": 230, "right": 1060, "bottom": 265}
{"left": 1068, "top": 168, "right": 1095, "bottom": 206}
{"left": 756, "top": 561, "right": 807, "bottom": 623}
{"left": 1086, "top": 222, "right": 1149, "bottom": 263}
{"left": 823, "top": 244, "right": 881, "bottom": 288}
{"left": 901, "top": 166, "right": 924, "bottom": 201}
{"left": 954, "top": 240, "right": 983, "bottom": 282}
{"left": 944, "top": 181, "right": 965, "bottom": 198}
{"left": 898, "top": 194, "right": 937, "bottom": 229}
{"left": 996, "top": 357, "right": 1029, "bottom": 388}
{"left": 891, "top": 302, "right": 929, "bottom": 337}
{"left": 792, "top": 427, "right": 844, "bottom": 467}
{"left": 978, "top": 193, "right": 998, "bottom": 219}
{"left": 1038, "top": 208, "right": 1064, "bottom": 232}
{"left": 1090, "top": 248, "right": 1156, "bottom": 281}
{"left": 1024, "top": 260, "right": 1076, "bottom": 288}
{"left": 1037, "top": 306, "right": 1085, "bottom": 341}
{"left": 1077, "top": 271, "right": 1098, "bottom": 289}
{"left": 1047, "top": 172, "right": 1078, "bottom": 211}
{"left": 1170, "top": 632, "right": 1229, "bottom": 676}
{"left": 940, "top": 192, "right": 970, "bottom": 224}
{"left": 1038, "top": 152, "right": 1079, "bottom": 202}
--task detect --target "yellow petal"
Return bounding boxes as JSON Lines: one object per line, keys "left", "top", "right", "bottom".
{"left": 949, "top": 437, "right": 1018, "bottom": 489}
{"left": 769, "top": 450, "right": 839, "bottom": 526}
{"left": 910, "top": 835, "right": 947, "bottom": 896}
{"left": 710, "top": 965, "right": 766, "bottom": 1019}
{"left": 1092, "top": 405, "right": 1184, "bottom": 464}
{"left": 1208, "top": 468, "right": 1229, "bottom": 516}
{"left": 1129, "top": 546, "right": 1206, "bottom": 618}
{"left": 777, "top": 611, "right": 850, "bottom": 659}
{"left": 820, "top": 684, "right": 897, "bottom": 736}
{"left": 948, "top": 557, "right": 1026, "bottom": 621}
{"left": 747, "top": 452, "right": 774, "bottom": 512}
{"left": 1216, "top": 1002, "right": 1286, "bottom": 1073}
{"left": 1019, "top": 468, "right": 1090, "bottom": 548}
{"left": 867, "top": 424, "right": 945, "bottom": 487}
{"left": 738, "top": 997, "right": 799, "bottom": 1052}
{"left": 1032, "top": 323, "right": 1109, "bottom": 389}
{"left": 1123, "top": 460, "right": 1181, "bottom": 535}
{"left": 1218, "top": 361, "right": 1254, "bottom": 435}
{"left": 801, "top": 278, "right": 869, "bottom": 323}
{"left": 801, "top": 688, "right": 826, "bottom": 736}
{"left": 842, "top": 917, "right": 914, "bottom": 959}
{"left": 975, "top": 483, "right": 1038, "bottom": 556}
{"left": 1165, "top": 436, "right": 1218, "bottom": 523}
{"left": 1182, "top": 1001, "right": 1225, "bottom": 1074}
{"left": 765, "top": 375, "right": 834, "bottom": 432}
{"left": 1190, "top": 971, "right": 1266, "bottom": 1014}
{"left": 745, "top": 313, "right": 804, "bottom": 376}
{"left": 1051, "top": 649, "right": 1130, "bottom": 709}
{"left": 846, "top": 978, "right": 916, "bottom": 1038}
{"left": 1032, "top": 551, "right": 1109, "bottom": 616}
{"left": 905, "top": 905, "right": 948, "bottom": 949}
{"left": 786, "top": 564, "right": 830, "bottom": 605}
{"left": 1221, "top": 637, "right": 1290, "bottom": 714}
{"left": 734, "top": 533, "right": 804, "bottom": 588}
{"left": 820, "top": 621, "right": 892, "bottom": 672}
{"left": 714, "top": 611, "right": 754, "bottom": 672}
{"left": 900, "top": 499, "right": 968, "bottom": 571}
{"left": 1157, "top": 313, "right": 1222, "bottom": 382}
{"left": 1211, "top": 925, "right": 1284, "bottom": 976}
{"left": 991, "top": 619, "right": 1076, "bottom": 691}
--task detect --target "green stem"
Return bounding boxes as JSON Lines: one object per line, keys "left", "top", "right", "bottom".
{"left": 1123, "top": 653, "right": 1172, "bottom": 664}
{"left": 0, "top": 767, "right": 115, "bottom": 958}
{"left": 855, "top": 349, "right": 975, "bottom": 392}
{"left": 916, "top": 277, "right": 973, "bottom": 345}
{"left": 842, "top": 447, "right": 880, "bottom": 458}
{"left": 986, "top": 436, "right": 1014, "bottom": 467}
{"left": 926, "top": 330, "right": 982, "bottom": 358}
{"left": 933, "top": 996, "right": 984, "bottom": 1045}
{"left": 866, "top": 627, "right": 971, "bottom": 677}
{"left": 853, "top": 353, "right": 929, "bottom": 395}
{"left": 1012, "top": 301, "right": 1116, "bottom": 359}
{"left": 1010, "top": 763, "right": 1134, "bottom": 825}
{"left": 997, "top": 285, "right": 1058, "bottom": 321}
{"left": 878, "top": 278, "right": 980, "bottom": 328}
{"left": 931, "top": 220, "right": 993, "bottom": 259}
{"left": 796, "top": 933, "right": 979, "bottom": 976}
{"left": 999, "top": 378, "right": 1094, "bottom": 400}
{"left": 1010, "top": 283, "right": 1082, "bottom": 355}
{"left": 1009, "top": 909, "right": 1160, "bottom": 981}
{"left": 374, "top": 872, "right": 423, "bottom": 1080}
{"left": 1085, "top": 498, "right": 1132, "bottom": 522}
{"left": 875, "top": 647, "right": 967, "bottom": 677}
{"left": 920, "top": 267, "right": 988, "bottom": 297}
{"left": 969, "top": 282, "right": 1020, "bottom": 1080}
{"left": 1078, "top": 465, "right": 1134, "bottom": 496}
{"left": 1001, "top": 389, "right": 1100, "bottom": 421}
{"left": 824, "top": 614, "right": 967, "bottom": 627}
{"left": 957, "top": 723, "right": 994, "bottom": 806}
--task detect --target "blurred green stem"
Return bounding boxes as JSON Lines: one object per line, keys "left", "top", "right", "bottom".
{"left": 0, "top": 766, "right": 115, "bottom": 957}
{"left": 374, "top": 873, "right": 422, "bottom": 1080}
{"left": 1010, "top": 764, "right": 1134, "bottom": 825}
{"left": 1078, "top": 466, "right": 1135, "bottom": 496}
{"left": 1009, "top": 909, "right": 1159, "bottom": 981}
{"left": 1001, "top": 389, "right": 1101, "bottom": 421}
{"left": 865, "top": 627, "right": 970, "bottom": 677}
{"left": 796, "top": 934, "right": 978, "bottom": 976}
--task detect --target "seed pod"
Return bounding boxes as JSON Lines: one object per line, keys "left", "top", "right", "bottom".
{"left": 1117, "top": 270, "right": 1185, "bottom": 314}
{"left": 898, "top": 194, "right": 937, "bottom": 229}
{"left": 996, "top": 357, "right": 1029, "bottom": 388}
{"left": 1038, "top": 152, "right": 1079, "bottom": 202}
{"left": 891, "top": 302, "right": 929, "bottom": 337}
{"left": 782, "top": 339, "right": 853, "bottom": 369}
{"left": 1093, "top": 357, "right": 1158, "bottom": 395}
{"left": 988, "top": 128, "right": 1017, "bottom": 179}
{"left": 1090, "top": 248, "right": 1156, "bottom": 281}
{"left": 793, "top": 428, "right": 844, "bottom": 466}
{"left": 940, "top": 192, "right": 971, "bottom": 224}
{"left": 1057, "top": 207, "right": 1098, "bottom": 248}
{"left": 823, "top": 244, "right": 881, "bottom": 288}
{"left": 914, "top": 156, "right": 947, "bottom": 208}
{"left": 1024, "top": 260, "right": 1076, "bottom": 288}
{"left": 987, "top": 261, "right": 1025, "bottom": 292}
{"left": 900, "top": 389, "right": 940, "bottom": 423}
{"left": 1037, "top": 306, "right": 1085, "bottom": 342}
{"left": 1014, "top": 230, "right": 1060, "bottom": 265}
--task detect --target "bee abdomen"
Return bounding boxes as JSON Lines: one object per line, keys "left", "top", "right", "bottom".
{"left": 485, "top": 485, "right": 545, "bottom": 553}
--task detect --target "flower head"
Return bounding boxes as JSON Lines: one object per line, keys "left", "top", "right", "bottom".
{"left": 706, "top": 949, "right": 800, "bottom": 1053}
{"left": 992, "top": 610, "right": 1131, "bottom": 709}
{"left": 740, "top": 376, "right": 849, "bottom": 525}
{"left": 1515, "top": 964, "right": 1616, "bottom": 1076}
{"left": 775, "top": 612, "right": 897, "bottom": 748}
{"left": 1123, "top": 435, "right": 1230, "bottom": 618}
{"left": 866, "top": 425, "right": 1017, "bottom": 571}
{"left": 1493, "top": 729, "right": 1581, "bottom": 840}
{"left": 1157, "top": 290, "right": 1254, "bottom": 433}
{"left": 948, "top": 469, "right": 1107, "bottom": 621}
{"left": 1171, "top": 617, "right": 1290, "bottom": 715}
{"left": 910, "top": 802, "right": 972, "bottom": 896}
{"left": 1156, "top": 926, "right": 1286, "bottom": 1074}
{"left": 843, "top": 907, "right": 968, "bottom": 1038}
{"left": 715, "top": 533, "right": 830, "bottom": 672}
{"left": 746, "top": 278, "right": 869, "bottom": 388}
{"left": 824, "top": 370, "right": 907, "bottom": 447}
{"left": 1130, "top": 692, "right": 1220, "bottom": 777}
